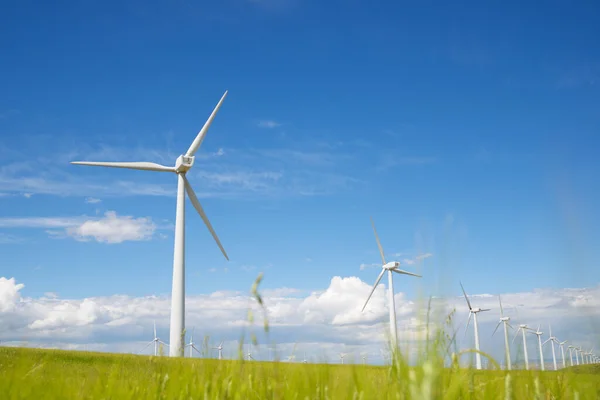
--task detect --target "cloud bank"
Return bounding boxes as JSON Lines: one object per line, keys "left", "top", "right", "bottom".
{"left": 0, "top": 275, "right": 598, "bottom": 365}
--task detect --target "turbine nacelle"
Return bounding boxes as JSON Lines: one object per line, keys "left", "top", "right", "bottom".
{"left": 175, "top": 155, "right": 195, "bottom": 173}
{"left": 500, "top": 316, "right": 510, "bottom": 322}
{"left": 383, "top": 261, "right": 400, "bottom": 270}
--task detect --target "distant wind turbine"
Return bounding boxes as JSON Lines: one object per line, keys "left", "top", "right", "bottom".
{"left": 559, "top": 340, "right": 568, "bottom": 369}
{"left": 542, "top": 325, "right": 559, "bottom": 371}
{"left": 460, "top": 282, "right": 491, "bottom": 370}
{"left": 139, "top": 321, "right": 169, "bottom": 356}
{"left": 492, "top": 295, "right": 513, "bottom": 370}
{"left": 72, "top": 91, "right": 231, "bottom": 357}
{"left": 212, "top": 341, "right": 224, "bottom": 360}
{"left": 185, "top": 328, "right": 202, "bottom": 358}
{"left": 530, "top": 325, "right": 545, "bottom": 371}
{"left": 568, "top": 345, "right": 575, "bottom": 366}
{"left": 361, "top": 217, "right": 422, "bottom": 349}
{"left": 340, "top": 353, "right": 347, "bottom": 365}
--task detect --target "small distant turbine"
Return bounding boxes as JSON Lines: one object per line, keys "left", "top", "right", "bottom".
{"left": 212, "top": 341, "right": 224, "bottom": 360}
{"left": 558, "top": 340, "right": 568, "bottom": 369}
{"left": 362, "top": 353, "right": 367, "bottom": 365}
{"left": 340, "top": 353, "right": 347, "bottom": 365}
{"left": 492, "top": 295, "right": 513, "bottom": 370}
{"left": 139, "top": 321, "right": 169, "bottom": 356}
{"left": 568, "top": 345, "right": 575, "bottom": 366}
{"left": 185, "top": 328, "right": 202, "bottom": 358}
{"left": 529, "top": 325, "right": 545, "bottom": 371}
{"left": 246, "top": 344, "right": 254, "bottom": 361}
{"left": 542, "top": 325, "right": 559, "bottom": 371}
{"left": 513, "top": 324, "right": 530, "bottom": 370}
{"left": 460, "top": 282, "right": 491, "bottom": 370}
{"left": 302, "top": 351, "right": 308, "bottom": 364}
{"left": 361, "top": 217, "right": 422, "bottom": 350}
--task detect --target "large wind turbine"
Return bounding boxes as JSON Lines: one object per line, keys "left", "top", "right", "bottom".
{"left": 492, "top": 295, "right": 513, "bottom": 370}
{"left": 460, "top": 282, "right": 491, "bottom": 370}
{"left": 71, "top": 91, "right": 230, "bottom": 357}
{"left": 542, "top": 325, "right": 559, "bottom": 371}
{"left": 568, "top": 345, "right": 575, "bottom": 366}
{"left": 530, "top": 325, "right": 545, "bottom": 371}
{"left": 513, "top": 324, "right": 530, "bottom": 370}
{"left": 361, "top": 217, "right": 421, "bottom": 349}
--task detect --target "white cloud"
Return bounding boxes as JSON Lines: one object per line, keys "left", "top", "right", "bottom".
{"left": 257, "top": 120, "right": 281, "bottom": 128}
{"left": 85, "top": 197, "right": 101, "bottom": 204}
{"left": 0, "top": 211, "right": 157, "bottom": 244}
{"left": 1, "top": 277, "right": 598, "bottom": 365}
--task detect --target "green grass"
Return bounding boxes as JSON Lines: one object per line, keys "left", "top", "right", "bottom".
{"left": 1, "top": 346, "right": 599, "bottom": 399}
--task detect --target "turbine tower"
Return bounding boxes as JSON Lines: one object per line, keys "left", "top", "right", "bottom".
{"left": 530, "top": 325, "right": 545, "bottom": 371}
{"left": 492, "top": 295, "right": 513, "bottom": 370}
{"left": 361, "top": 217, "right": 422, "bottom": 350}
{"left": 513, "top": 324, "right": 530, "bottom": 370}
{"left": 460, "top": 282, "right": 491, "bottom": 370}
{"left": 542, "top": 325, "right": 559, "bottom": 371}
{"left": 71, "top": 91, "right": 230, "bottom": 357}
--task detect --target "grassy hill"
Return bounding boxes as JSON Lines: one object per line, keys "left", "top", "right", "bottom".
{"left": 0, "top": 346, "right": 599, "bottom": 399}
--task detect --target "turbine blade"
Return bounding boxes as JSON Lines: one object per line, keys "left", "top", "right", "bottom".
{"left": 139, "top": 341, "right": 153, "bottom": 354}
{"left": 153, "top": 320, "right": 157, "bottom": 338}
{"left": 182, "top": 175, "right": 229, "bottom": 260}
{"left": 186, "top": 91, "right": 228, "bottom": 157}
{"left": 512, "top": 328, "right": 520, "bottom": 344}
{"left": 499, "top": 295, "right": 504, "bottom": 317}
{"left": 459, "top": 281, "right": 472, "bottom": 310}
{"left": 481, "top": 308, "right": 491, "bottom": 312}
{"left": 71, "top": 161, "right": 175, "bottom": 172}
{"left": 492, "top": 321, "right": 502, "bottom": 336}
{"left": 391, "top": 268, "right": 422, "bottom": 278}
{"left": 361, "top": 268, "right": 386, "bottom": 312}
{"left": 464, "top": 311, "right": 472, "bottom": 338}
{"left": 370, "top": 217, "right": 386, "bottom": 265}
{"left": 543, "top": 338, "right": 551, "bottom": 345}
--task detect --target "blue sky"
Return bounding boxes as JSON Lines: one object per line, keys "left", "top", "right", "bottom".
{"left": 1, "top": 1, "right": 599, "bottom": 362}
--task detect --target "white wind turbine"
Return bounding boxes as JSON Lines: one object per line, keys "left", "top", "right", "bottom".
{"left": 568, "top": 345, "right": 575, "bottom": 366}
{"left": 212, "top": 341, "right": 224, "bottom": 360}
{"left": 530, "top": 325, "right": 545, "bottom": 371}
{"left": 71, "top": 91, "right": 230, "bottom": 357}
{"left": 246, "top": 344, "right": 255, "bottom": 361}
{"left": 185, "top": 328, "right": 201, "bottom": 358}
{"left": 542, "top": 325, "right": 559, "bottom": 371}
{"left": 492, "top": 295, "right": 513, "bottom": 370}
{"left": 139, "top": 321, "right": 169, "bottom": 356}
{"left": 575, "top": 346, "right": 581, "bottom": 365}
{"left": 558, "top": 340, "right": 567, "bottom": 369}
{"left": 339, "top": 352, "right": 347, "bottom": 365}
{"left": 361, "top": 217, "right": 422, "bottom": 349}
{"left": 460, "top": 282, "right": 491, "bottom": 370}
{"left": 302, "top": 351, "right": 308, "bottom": 364}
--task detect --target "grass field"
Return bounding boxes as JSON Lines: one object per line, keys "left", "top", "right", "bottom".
{"left": 1, "top": 346, "right": 599, "bottom": 399}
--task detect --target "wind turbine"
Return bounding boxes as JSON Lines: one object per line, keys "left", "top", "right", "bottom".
{"left": 185, "top": 328, "right": 202, "bottom": 358}
{"left": 542, "top": 325, "right": 559, "bottom": 370}
{"left": 558, "top": 340, "right": 567, "bottom": 369}
{"left": 212, "top": 341, "right": 224, "bottom": 360}
{"left": 71, "top": 91, "right": 230, "bottom": 357}
{"left": 246, "top": 344, "right": 255, "bottom": 361}
{"left": 139, "top": 321, "right": 168, "bottom": 356}
{"left": 492, "top": 295, "right": 513, "bottom": 370}
{"left": 340, "top": 352, "right": 347, "bottom": 365}
{"left": 361, "top": 217, "right": 422, "bottom": 349}
{"left": 568, "top": 345, "right": 575, "bottom": 366}
{"left": 302, "top": 351, "right": 308, "bottom": 364}
{"left": 530, "top": 325, "right": 545, "bottom": 371}
{"left": 460, "top": 282, "right": 491, "bottom": 370}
